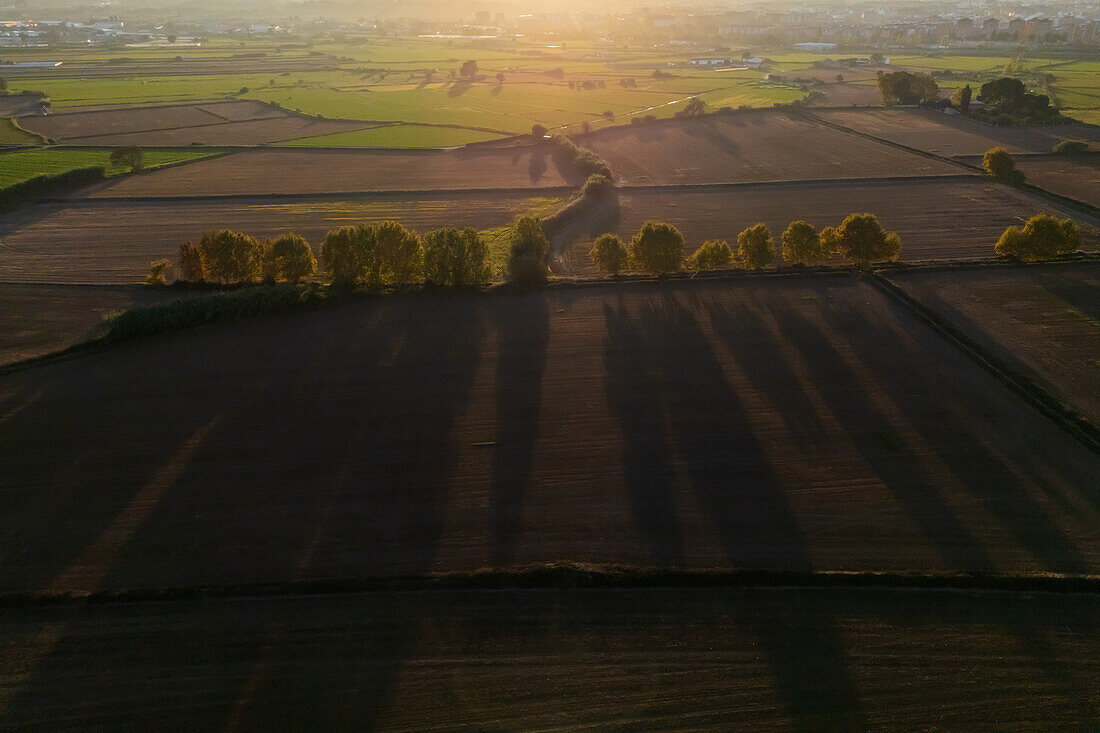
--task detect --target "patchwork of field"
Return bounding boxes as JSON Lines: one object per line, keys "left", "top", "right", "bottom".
{"left": 554, "top": 179, "right": 1098, "bottom": 274}
{"left": 2, "top": 587, "right": 1098, "bottom": 730}
{"left": 0, "top": 284, "right": 195, "bottom": 365}
{"left": 579, "top": 112, "right": 963, "bottom": 185}
{"left": 1017, "top": 156, "right": 1100, "bottom": 207}
{"left": 2, "top": 279, "right": 1098, "bottom": 595}
{"left": 82, "top": 146, "right": 581, "bottom": 198}
{"left": 888, "top": 264, "right": 1100, "bottom": 425}
{"left": 811, "top": 108, "right": 1100, "bottom": 157}
{"left": 15, "top": 100, "right": 370, "bottom": 146}
{"left": 0, "top": 193, "right": 564, "bottom": 283}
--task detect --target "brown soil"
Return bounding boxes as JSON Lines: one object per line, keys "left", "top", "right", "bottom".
{"left": 578, "top": 111, "right": 963, "bottom": 185}
{"left": 555, "top": 179, "right": 1100, "bottom": 275}
{"left": 17, "top": 100, "right": 284, "bottom": 140}
{"left": 1, "top": 587, "right": 1097, "bottom": 730}
{"left": 0, "top": 193, "right": 551, "bottom": 284}
{"left": 1018, "top": 156, "right": 1100, "bottom": 207}
{"left": 1, "top": 278, "right": 1097, "bottom": 596}
{"left": 0, "top": 284, "right": 194, "bottom": 365}
{"left": 81, "top": 145, "right": 581, "bottom": 198}
{"left": 812, "top": 108, "right": 1100, "bottom": 156}
{"left": 888, "top": 263, "right": 1100, "bottom": 424}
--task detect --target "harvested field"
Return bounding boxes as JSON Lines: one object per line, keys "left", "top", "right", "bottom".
{"left": 82, "top": 145, "right": 582, "bottom": 198}
{"left": 888, "top": 263, "right": 1100, "bottom": 424}
{"left": 2, "top": 587, "right": 1098, "bottom": 730}
{"left": 0, "top": 193, "right": 563, "bottom": 283}
{"left": 577, "top": 112, "right": 963, "bottom": 185}
{"left": 0, "top": 284, "right": 194, "bottom": 366}
{"left": 57, "top": 117, "right": 373, "bottom": 147}
{"left": 554, "top": 179, "right": 1100, "bottom": 274}
{"left": 812, "top": 108, "right": 1100, "bottom": 157}
{"left": 0, "top": 94, "right": 47, "bottom": 117}
{"left": 1, "top": 278, "right": 1098, "bottom": 596}
{"left": 17, "top": 100, "right": 284, "bottom": 140}
{"left": 1017, "top": 156, "right": 1100, "bottom": 207}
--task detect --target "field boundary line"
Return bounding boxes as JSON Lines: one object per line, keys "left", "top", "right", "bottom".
{"left": 5, "top": 565, "right": 1100, "bottom": 608}
{"left": 869, "top": 271, "right": 1100, "bottom": 455}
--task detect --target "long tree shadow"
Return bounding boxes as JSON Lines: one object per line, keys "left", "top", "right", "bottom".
{"left": 765, "top": 291, "right": 997, "bottom": 573}
{"left": 601, "top": 286, "right": 867, "bottom": 727}
{"left": 836, "top": 290, "right": 1092, "bottom": 575}
{"left": 488, "top": 292, "right": 550, "bottom": 565}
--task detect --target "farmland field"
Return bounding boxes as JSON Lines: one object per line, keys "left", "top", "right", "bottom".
{"left": 1, "top": 278, "right": 1098, "bottom": 595}
{"left": 82, "top": 146, "right": 581, "bottom": 198}
{"left": 553, "top": 179, "right": 1099, "bottom": 274}
{"left": 578, "top": 111, "right": 963, "bottom": 185}
{"left": 2, "top": 587, "right": 1098, "bottom": 730}
{"left": 15, "top": 100, "right": 372, "bottom": 147}
{"left": 812, "top": 108, "right": 1100, "bottom": 156}
{"left": 273, "top": 123, "right": 508, "bottom": 148}
{"left": 1016, "top": 156, "right": 1100, "bottom": 207}
{"left": 0, "top": 284, "right": 196, "bottom": 365}
{"left": 0, "top": 147, "right": 215, "bottom": 188}
{"left": 0, "top": 193, "right": 566, "bottom": 283}
{"left": 887, "top": 263, "right": 1100, "bottom": 424}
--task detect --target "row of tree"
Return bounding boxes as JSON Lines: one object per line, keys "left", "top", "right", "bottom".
{"left": 589, "top": 214, "right": 904, "bottom": 275}
{"left": 157, "top": 222, "right": 495, "bottom": 288}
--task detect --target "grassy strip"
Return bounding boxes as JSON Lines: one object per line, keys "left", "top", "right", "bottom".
{"left": 8, "top": 563, "right": 1100, "bottom": 607}
{"left": 100, "top": 283, "right": 333, "bottom": 344}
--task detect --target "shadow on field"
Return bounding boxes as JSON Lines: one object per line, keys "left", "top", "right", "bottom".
{"left": 2, "top": 295, "right": 490, "bottom": 728}
{"left": 601, "top": 290, "right": 867, "bottom": 729}
{"left": 488, "top": 294, "right": 550, "bottom": 565}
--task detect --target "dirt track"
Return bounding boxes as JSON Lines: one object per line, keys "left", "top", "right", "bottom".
{"left": 579, "top": 111, "right": 962, "bottom": 185}
{"left": 554, "top": 179, "right": 1099, "bottom": 275}
{"left": 2, "top": 586, "right": 1097, "bottom": 730}
{"left": 2, "top": 277, "right": 1098, "bottom": 597}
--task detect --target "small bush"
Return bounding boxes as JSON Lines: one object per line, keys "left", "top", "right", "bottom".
{"left": 995, "top": 214, "right": 1080, "bottom": 262}
{"left": 630, "top": 221, "right": 684, "bottom": 276}
{"left": 589, "top": 233, "right": 629, "bottom": 275}
{"left": 687, "top": 239, "right": 734, "bottom": 269}
{"left": 103, "top": 284, "right": 328, "bottom": 344}
{"left": 270, "top": 233, "right": 317, "bottom": 283}
{"left": 422, "top": 227, "right": 491, "bottom": 288}
{"left": 145, "top": 259, "right": 173, "bottom": 285}
{"left": 737, "top": 223, "right": 775, "bottom": 270}
{"left": 982, "top": 147, "right": 1025, "bottom": 184}
{"left": 1053, "top": 139, "right": 1089, "bottom": 156}
{"left": 781, "top": 220, "right": 825, "bottom": 265}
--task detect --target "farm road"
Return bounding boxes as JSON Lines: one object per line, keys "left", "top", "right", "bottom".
{"left": 2, "top": 277, "right": 1098, "bottom": 599}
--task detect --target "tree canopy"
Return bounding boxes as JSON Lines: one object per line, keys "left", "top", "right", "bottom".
{"left": 824, "top": 213, "right": 901, "bottom": 268}
{"left": 995, "top": 214, "right": 1080, "bottom": 262}
{"left": 737, "top": 224, "right": 776, "bottom": 270}
{"left": 630, "top": 221, "right": 684, "bottom": 275}
{"left": 781, "top": 220, "right": 826, "bottom": 265}
{"left": 876, "top": 71, "right": 938, "bottom": 105}
{"left": 589, "top": 233, "right": 629, "bottom": 275}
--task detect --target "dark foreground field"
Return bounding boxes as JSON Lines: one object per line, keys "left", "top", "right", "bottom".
{"left": 2, "top": 277, "right": 1098, "bottom": 596}
{"left": 2, "top": 587, "right": 1097, "bottom": 730}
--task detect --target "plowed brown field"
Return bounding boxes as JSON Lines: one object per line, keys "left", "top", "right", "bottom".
{"left": 553, "top": 179, "right": 1100, "bottom": 275}
{"left": 81, "top": 145, "right": 581, "bottom": 198}
{"left": 888, "top": 263, "right": 1100, "bottom": 424}
{"left": 578, "top": 111, "right": 963, "bottom": 185}
{"left": 2, "top": 278, "right": 1097, "bottom": 597}
{"left": 1017, "top": 156, "right": 1100, "bottom": 207}
{"left": 812, "top": 108, "right": 1100, "bottom": 156}
{"left": 0, "top": 193, "right": 556, "bottom": 283}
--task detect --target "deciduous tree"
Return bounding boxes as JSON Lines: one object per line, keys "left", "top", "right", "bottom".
{"left": 828, "top": 213, "right": 901, "bottom": 268}
{"left": 995, "top": 214, "right": 1080, "bottom": 261}
{"left": 781, "top": 220, "right": 825, "bottom": 265}
{"left": 629, "top": 221, "right": 683, "bottom": 275}
{"left": 737, "top": 223, "right": 775, "bottom": 270}
{"left": 589, "top": 233, "right": 629, "bottom": 274}
{"left": 422, "top": 227, "right": 491, "bottom": 287}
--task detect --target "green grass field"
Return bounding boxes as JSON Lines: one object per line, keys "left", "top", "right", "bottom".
{"left": 0, "top": 118, "right": 44, "bottom": 146}
{"left": 0, "top": 147, "right": 216, "bottom": 188}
